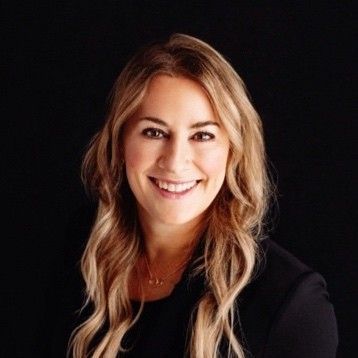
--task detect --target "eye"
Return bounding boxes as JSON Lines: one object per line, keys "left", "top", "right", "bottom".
{"left": 142, "top": 128, "right": 168, "bottom": 139}
{"left": 191, "top": 131, "right": 215, "bottom": 142}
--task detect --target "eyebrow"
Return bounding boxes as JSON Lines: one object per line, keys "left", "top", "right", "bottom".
{"left": 139, "top": 116, "right": 220, "bottom": 129}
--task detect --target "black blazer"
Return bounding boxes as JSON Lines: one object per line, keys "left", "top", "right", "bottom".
{"left": 238, "top": 239, "right": 338, "bottom": 357}
{"left": 49, "top": 206, "right": 338, "bottom": 357}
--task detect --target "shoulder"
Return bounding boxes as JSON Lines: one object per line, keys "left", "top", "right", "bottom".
{"left": 238, "top": 238, "right": 338, "bottom": 357}
{"left": 253, "top": 238, "right": 316, "bottom": 294}
{"left": 243, "top": 238, "right": 325, "bottom": 317}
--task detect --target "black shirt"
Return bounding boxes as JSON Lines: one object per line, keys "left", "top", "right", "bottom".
{"left": 49, "top": 207, "right": 338, "bottom": 357}
{"left": 117, "top": 239, "right": 338, "bottom": 358}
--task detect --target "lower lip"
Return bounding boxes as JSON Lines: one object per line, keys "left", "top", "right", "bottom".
{"left": 149, "top": 178, "right": 199, "bottom": 200}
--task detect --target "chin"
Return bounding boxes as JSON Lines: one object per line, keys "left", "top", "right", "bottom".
{"left": 156, "top": 211, "right": 203, "bottom": 226}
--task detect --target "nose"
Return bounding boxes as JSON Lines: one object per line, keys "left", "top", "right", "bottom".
{"left": 157, "top": 136, "right": 191, "bottom": 173}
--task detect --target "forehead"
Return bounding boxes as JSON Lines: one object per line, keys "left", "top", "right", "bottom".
{"left": 133, "top": 75, "right": 217, "bottom": 123}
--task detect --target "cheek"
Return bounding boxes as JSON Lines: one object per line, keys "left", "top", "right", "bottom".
{"left": 124, "top": 141, "right": 149, "bottom": 171}
{"left": 124, "top": 139, "right": 156, "bottom": 174}
{"left": 198, "top": 147, "right": 229, "bottom": 179}
{"left": 125, "top": 150, "right": 144, "bottom": 170}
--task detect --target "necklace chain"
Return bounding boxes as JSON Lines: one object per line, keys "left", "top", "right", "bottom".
{"left": 144, "top": 254, "right": 190, "bottom": 288}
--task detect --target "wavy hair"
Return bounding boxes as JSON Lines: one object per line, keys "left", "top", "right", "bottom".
{"left": 69, "top": 33, "right": 273, "bottom": 357}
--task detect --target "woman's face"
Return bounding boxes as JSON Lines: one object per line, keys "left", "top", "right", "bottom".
{"left": 123, "top": 75, "right": 230, "bottom": 228}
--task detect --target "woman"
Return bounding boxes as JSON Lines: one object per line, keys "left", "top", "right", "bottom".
{"left": 67, "top": 34, "right": 338, "bottom": 357}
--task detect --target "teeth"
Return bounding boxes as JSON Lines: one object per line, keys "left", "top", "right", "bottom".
{"left": 155, "top": 179, "right": 197, "bottom": 193}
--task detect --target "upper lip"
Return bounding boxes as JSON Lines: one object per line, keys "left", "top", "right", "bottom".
{"left": 149, "top": 176, "right": 201, "bottom": 184}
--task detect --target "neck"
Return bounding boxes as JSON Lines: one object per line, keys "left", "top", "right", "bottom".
{"left": 138, "top": 214, "right": 205, "bottom": 263}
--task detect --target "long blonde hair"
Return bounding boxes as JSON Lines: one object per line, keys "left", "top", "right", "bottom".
{"left": 69, "top": 33, "right": 272, "bottom": 357}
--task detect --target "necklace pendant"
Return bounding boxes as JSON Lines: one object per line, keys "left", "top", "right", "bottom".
{"left": 148, "top": 277, "right": 164, "bottom": 287}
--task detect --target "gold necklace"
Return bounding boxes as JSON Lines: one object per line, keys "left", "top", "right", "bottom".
{"left": 144, "top": 254, "right": 190, "bottom": 288}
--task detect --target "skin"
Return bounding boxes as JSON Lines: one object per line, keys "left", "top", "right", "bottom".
{"left": 123, "top": 75, "right": 230, "bottom": 299}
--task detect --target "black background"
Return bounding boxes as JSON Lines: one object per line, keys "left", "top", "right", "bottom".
{"left": 3, "top": 2, "right": 356, "bottom": 357}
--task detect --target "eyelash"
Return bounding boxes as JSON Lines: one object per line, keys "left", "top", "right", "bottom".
{"left": 141, "top": 128, "right": 215, "bottom": 142}
{"left": 142, "top": 128, "right": 168, "bottom": 139}
{"left": 191, "top": 131, "right": 215, "bottom": 141}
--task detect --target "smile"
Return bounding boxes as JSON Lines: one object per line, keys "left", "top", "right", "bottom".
{"left": 149, "top": 177, "right": 201, "bottom": 196}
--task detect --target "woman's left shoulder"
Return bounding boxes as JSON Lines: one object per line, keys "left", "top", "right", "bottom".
{"left": 248, "top": 238, "right": 335, "bottom": 301}
{"left": 255, "top": 238, "right": 322, "bottom": 285}
{"left": 237, "top": 238, "right": 339, "bottom": 357}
